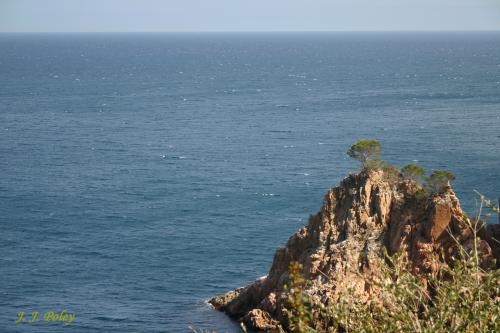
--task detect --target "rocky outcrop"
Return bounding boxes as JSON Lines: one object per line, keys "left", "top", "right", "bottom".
{"left": 210, "top": 169, "right": 498, "bottom": 331}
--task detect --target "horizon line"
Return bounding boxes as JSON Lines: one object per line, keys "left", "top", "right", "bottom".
{"left": 1, "top": 29, "right": 500, "bottom": 34}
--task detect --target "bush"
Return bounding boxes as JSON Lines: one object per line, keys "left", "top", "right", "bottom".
{"left": 401, "top": 163, "right": 425, "bottom": 182}
{"left": 284, "top": 262, "right": 314, "bottom": 333}
{"left": 347, "top": 139, "right": 382, "bottom": 164}
{"left": 426, "top": 170, "right": 455, "bottom": 194}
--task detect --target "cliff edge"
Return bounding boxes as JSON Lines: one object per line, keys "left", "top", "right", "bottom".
{"left": 210, "top": 169, "right": 499, "bottom": 331}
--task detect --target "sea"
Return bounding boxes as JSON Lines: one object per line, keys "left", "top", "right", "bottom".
{"left": 1, "top": 32, "right": 499, "bottom": 332}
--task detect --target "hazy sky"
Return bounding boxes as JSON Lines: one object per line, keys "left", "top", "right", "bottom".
{"left": 1, "top": 0, "right": 500, "bottom": 32}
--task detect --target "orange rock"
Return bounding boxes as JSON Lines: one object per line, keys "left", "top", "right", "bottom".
{"left": 210, "top": 169, "right": 498, "bottom": 331}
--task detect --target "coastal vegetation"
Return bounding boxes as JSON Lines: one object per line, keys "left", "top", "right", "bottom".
{"left": 346, "top": 139, "right": 382, "bottom": 165}
{"left": 426, "top": 169, "right": 456, "bottom": 193}
{"left": 347, "top": 139, "right": 456, "bottom": 195}
{"left": 401, "top": 163, "right": 425, "bottom": 181}
{"left": 277, "top": 140, "right": 499, "bottom": 332}
{"left": 209, "top": 139, "right": 499, "bottom": 333}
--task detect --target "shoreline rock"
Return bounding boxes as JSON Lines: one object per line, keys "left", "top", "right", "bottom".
{"left": 210, "top": 169, "right": 498, "bottom": 331}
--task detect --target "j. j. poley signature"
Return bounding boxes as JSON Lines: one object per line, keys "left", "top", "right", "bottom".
{"left": 16, "top": 310, "right": 75, "bottom": 325}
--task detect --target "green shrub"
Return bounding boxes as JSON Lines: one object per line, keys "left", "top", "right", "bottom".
{"left": 401, "top": 163, "right": 425, "bottom": 182}
{"left": 284, "top": 262, "right": 314, "bottom": 333}
{"left": 426, "top": 170, "right": 455, "bottom": 193}
{"left": 347, "top": 139, "right": 382, "bottom": 164}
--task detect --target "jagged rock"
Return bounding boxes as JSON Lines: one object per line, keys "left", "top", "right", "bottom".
{"left": 242, "top": 309, "right": 282, "bottom": 332}
{"left": 258, "top": 292, "right": 277, "bottom": 315}
{"left": 210, "top": 169, "right": 498, "bottom": 331}
{"left": 209, "top": 288, "right": 244, "bottom": 310}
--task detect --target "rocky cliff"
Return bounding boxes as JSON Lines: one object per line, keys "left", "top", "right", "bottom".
{"left": 210, "top": 169, "right": 499, "bottom": 331}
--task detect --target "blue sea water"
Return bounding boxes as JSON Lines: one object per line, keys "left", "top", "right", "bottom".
{"left": 0, "top": 32, "right": 499, "bottom": 332}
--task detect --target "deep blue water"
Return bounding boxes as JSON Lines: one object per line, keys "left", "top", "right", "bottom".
{"left": 1, "top": 32, "right": 499, "bottom": 332}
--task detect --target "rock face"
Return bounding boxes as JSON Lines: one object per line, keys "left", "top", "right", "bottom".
{"left": 210, "top": 169, "right": 498, "bottom": 331}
